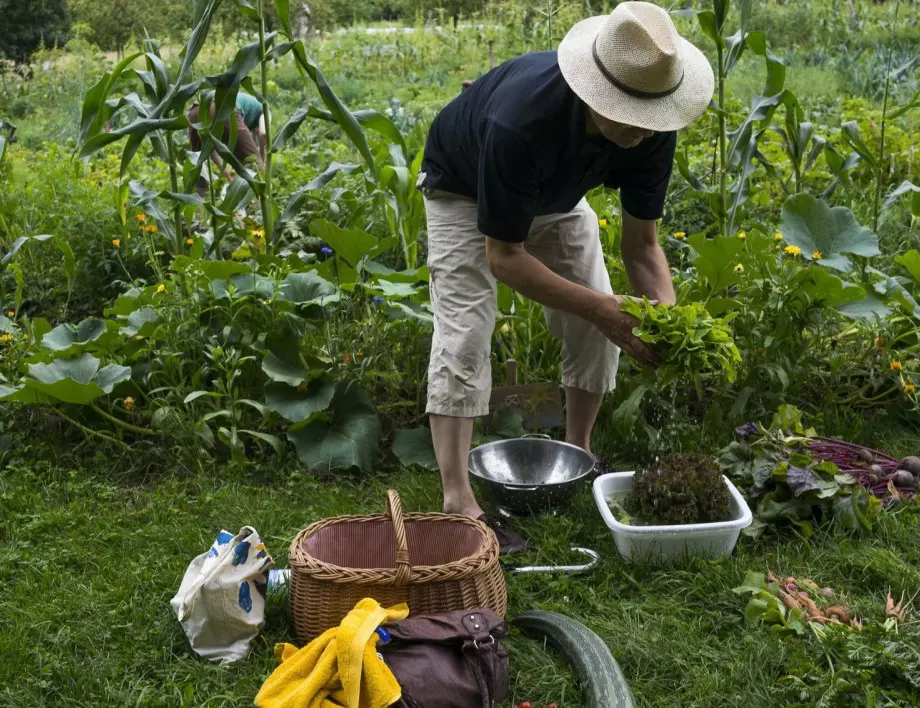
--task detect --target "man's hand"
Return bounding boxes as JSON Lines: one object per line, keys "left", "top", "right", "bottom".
{"left": 588, "top": 295, "right": 660, "bottom": 368}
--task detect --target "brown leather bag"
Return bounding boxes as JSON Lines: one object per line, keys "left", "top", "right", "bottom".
{"left": 379, "top": 609, "right": 510, "bottom": 708}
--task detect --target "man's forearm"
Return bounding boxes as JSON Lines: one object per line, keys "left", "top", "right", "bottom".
{"left": 622, "top": 244, "right": 675, "bottom": 304}
{"left": 621, "top": 214, "right": 676, "bottom": 304}
{"left": 489, "top": 247, "right": 603, "bottom": 320}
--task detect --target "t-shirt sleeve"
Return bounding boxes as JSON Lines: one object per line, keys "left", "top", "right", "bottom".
{"left": 616, "top": 131, "right": 677, "bottom": 221}
{"left": 476, "top": 121, "right": 539, "bottom": 242}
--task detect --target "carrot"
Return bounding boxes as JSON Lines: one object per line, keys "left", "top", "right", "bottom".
{"left": 798, "top": 591, "right": 826, "bottom": 621}
{"left": 826, "top": 605, "right": 852, "bottom": 623}
{"left": 779, "top": 590, "right": 802, "bottom": 611}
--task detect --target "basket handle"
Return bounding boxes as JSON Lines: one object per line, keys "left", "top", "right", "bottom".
{"left": 386, "top": 490, "right": 411, "bottom": 586}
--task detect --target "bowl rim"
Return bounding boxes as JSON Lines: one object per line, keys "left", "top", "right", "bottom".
{"left": 468, "top": 437, "right": 596, "bottom": 487}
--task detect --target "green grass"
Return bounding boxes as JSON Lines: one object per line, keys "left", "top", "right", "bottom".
{"left": 3, "top": 429, "right": 920, "bottom": 707}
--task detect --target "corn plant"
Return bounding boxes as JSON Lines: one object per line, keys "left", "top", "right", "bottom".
{"left": 674, "top": 0, "right": 786, "bottom": 238}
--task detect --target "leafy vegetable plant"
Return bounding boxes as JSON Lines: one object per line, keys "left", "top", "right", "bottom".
{"left": 619, "top": 298, "right": 741, "bottom": 383}
{"left": 718, "top": 408, "right": 882, "bottom": 538}
{"left": 621, "top": 453, "right": 732, "bottom": 525}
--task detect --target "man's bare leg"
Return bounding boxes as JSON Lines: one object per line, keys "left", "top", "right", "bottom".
{"left": 564, "top": 385, "right": 604, "bottom": 453}
{"left": 430, "top": 414, "right": 482, "bottom": 518}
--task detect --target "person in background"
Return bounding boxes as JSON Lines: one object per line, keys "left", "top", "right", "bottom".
{"left": 235, "top": 91, "right": 268, "bottom": 163}
{"left": 186, "top": 92, "right": 265, "bottom": 197}
{"left": 417, "top": 2, "right": 714, "bottom": 553}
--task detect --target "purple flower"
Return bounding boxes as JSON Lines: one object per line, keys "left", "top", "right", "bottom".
{"left": 321, "top": 247, "right": 333, "bottom": 255}
{"left": 496, "top": 338, "right": 503, "bottom": 346}
{"left": 372, "top": 296, "right": 384, "bottom": 303}
{"left": 735, "top": 422, "right": 758, "bottom": 439}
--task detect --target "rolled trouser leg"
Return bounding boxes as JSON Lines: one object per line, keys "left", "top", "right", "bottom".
{"left": 424, "top": 193, "right": 497, "bottom": 417}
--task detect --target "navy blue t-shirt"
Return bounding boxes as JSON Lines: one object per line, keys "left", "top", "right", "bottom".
{"left": 420, "top": 51, "right": 677, "bottom": 243}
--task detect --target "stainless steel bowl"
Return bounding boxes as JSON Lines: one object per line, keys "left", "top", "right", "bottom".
{"left": 468, "top": 436, "right": 596, "bottom": 513}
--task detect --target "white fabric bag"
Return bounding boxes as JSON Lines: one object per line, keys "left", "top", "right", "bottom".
{"left": 170, "top": 525, "right": 273, "bottom": 663}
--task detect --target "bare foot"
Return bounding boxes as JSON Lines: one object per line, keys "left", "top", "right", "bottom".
{"left": 443, "top": 500, "right": 484, "bottom": 518}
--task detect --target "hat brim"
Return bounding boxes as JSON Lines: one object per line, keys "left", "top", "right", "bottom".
{"left": 558, "top": 15, "right": 715, "bottom": 133}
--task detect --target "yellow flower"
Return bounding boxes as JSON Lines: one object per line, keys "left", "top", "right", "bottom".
{"left": 812, "top": 250, "right": 823, "bottom": 260}
{"left": 186, "top": 238, "right": 195, "bottom": 245}
{"left": 156, "top": 283, "right": 166, "bottom": 294}
{"left": 136, "top": 214, "right": 147, "bottom": 222}
{"left": 0, "top": 334, "right": 11, "bottom": 344}
{"left": 124, "top": 396, "right": 135, "bottom": 410}
{"left": 598, "top": 218, "right": 608, "bottom": 227}
{"left": 673, "top": 231, "right": 686, "bottom": 240}
{"left": 5, "top": 310, "right": 13, "bottom": 317}
{"left": 784, "top": 245, "right": 802, "bottom": 257}
{"left": 112, "top": 238, "right": 121, "bottom": 248}
{"left": 774, "top": 232, "right": 783, "bottom": 241}
{"left": 22, "top": 333, "right": 29, "bottom": 341}
{"left": 251, "top": 227, "right": 265, "bottom": 239}
{"left": 142, "top": 224, "right": 158, "bottom": 233}
{"left": 737, "top": 231, "right": 747, "bottom": 240}
{"left": 734, "top": 263, "right": 744, "bottom": 273}
{"left": 905, "top": 382, "right": 916, "bottom": 395}
{"left": 890, "top": 360, "right": 903, "bottom": 372}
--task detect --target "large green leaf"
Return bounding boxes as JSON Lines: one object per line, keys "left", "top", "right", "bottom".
{"left": 265, "top": 379, "right": 335, "bottom": 423}
{"left": 24, "top": 354, "right": 131, "bottom": 404}
{"left": 365, "top": 261, "right": 429, "bottom": 284}
{"left": 836, "top": 295, "right": 891, "bottom": 321}
{"left": 119, "top": 307, "right": 159, "bottom": 337}
{"left": 262, "top": 352, "right": 310, "bottom": 387}
{"left": 42, "top": 318, "right": 107, "bottom": 352}
{"left": 287, "top": 381, "right": 380, "bottom": 473}
{"left": 791, "top": 267, "right": 863, "bottom": 309}
{"left": 308, "top": 219, "right": 377, "bottom": 268}
{"left": 688, "top": 234, "right": 745, "bottom": 292}
{"left": 894, "top": 250, "right": 920, "bottom": 284}
{"left": 392, "top": 427, "right": 438, "bottom": 470}
{"left": 779, "top": 194, "right": 879, "bottom": 271}
{"left": 277, "top": 271, "right": 339, "bottom": 306}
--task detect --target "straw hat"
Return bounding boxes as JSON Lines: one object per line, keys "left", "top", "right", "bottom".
{"left": 558, "top": 1, "right": 714, "bottom": 132}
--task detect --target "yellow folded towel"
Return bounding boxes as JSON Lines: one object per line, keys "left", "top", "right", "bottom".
{"left": 254, "top": 598, "right": 410, "bottom": 708}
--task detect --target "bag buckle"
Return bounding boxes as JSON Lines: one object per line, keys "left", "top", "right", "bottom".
{"left": 472, "top": 635, "right": 496, "bottom": 650}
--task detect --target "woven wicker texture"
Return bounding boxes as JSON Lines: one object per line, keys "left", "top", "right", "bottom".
{"left": 289, "top": 490, "right": 507, "bottom": 642}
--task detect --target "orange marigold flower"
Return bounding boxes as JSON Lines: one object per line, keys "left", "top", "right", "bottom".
{"left": 890, "top": 360, "right": 903, "bottom": 372}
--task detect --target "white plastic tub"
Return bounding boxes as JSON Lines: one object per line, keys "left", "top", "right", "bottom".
{"left": 593, "top": 471, "right": 753, "bottom": 563}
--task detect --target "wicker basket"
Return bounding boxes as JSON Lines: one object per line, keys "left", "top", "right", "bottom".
{"left": 289, "top": 489, "right": 507, "bottom": 642}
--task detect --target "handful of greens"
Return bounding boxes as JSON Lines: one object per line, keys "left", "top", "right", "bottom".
{"left": 619, "top": 298, "right": 741, "bottom": 383}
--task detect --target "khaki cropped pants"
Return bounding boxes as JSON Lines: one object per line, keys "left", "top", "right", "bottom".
{"left": 424, "top": 190, "right": 620, "bottom": 418}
